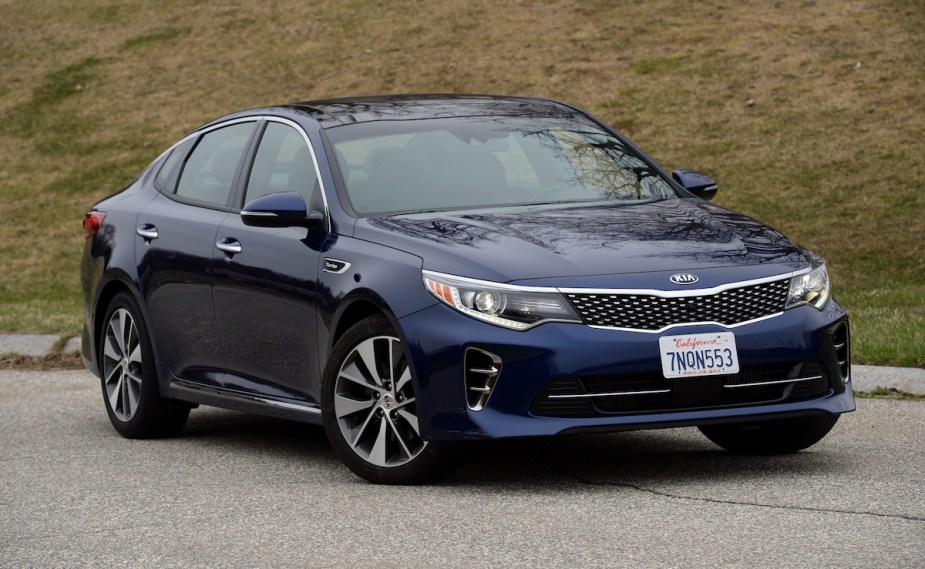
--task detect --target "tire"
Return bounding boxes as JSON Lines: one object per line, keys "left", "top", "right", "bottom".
{"left": 322, "top": 316, "right": 459, "bottom": 484}
{"left": 698, "top": 414, "right": 840, "bottom": 454}
{"left": 99, "top": 292, "right": 189, "bottom": 438}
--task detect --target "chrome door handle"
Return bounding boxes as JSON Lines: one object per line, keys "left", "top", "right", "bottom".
{"left": 136, "top": 224, "right": 158, "bottom": 240}
{"left": 215, "top": 238, "right": 242, "bottom": 255}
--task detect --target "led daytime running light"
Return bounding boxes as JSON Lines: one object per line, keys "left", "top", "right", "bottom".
{"left": 423, "top": 272, "right": 582, "bottom": 330}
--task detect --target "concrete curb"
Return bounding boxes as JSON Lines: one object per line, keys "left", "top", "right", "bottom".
{"left": 0, "top": 334, "right": 63, "bottom": 357}
{"left": 1, "top": 334, "right": 922, "bottom": 394}
{"left": 851, "top": 365, "right": 925, "bottom": 396}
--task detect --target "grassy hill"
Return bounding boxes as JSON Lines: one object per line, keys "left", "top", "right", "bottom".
{"left": 1, "top": 0, "right": 922, "bottom": 366}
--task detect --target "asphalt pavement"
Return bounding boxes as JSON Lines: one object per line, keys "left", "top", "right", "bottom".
{"left": 0, "top": 369, "right": 923, "bottom": 568}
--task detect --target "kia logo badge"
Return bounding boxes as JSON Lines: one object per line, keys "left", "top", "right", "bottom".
{"left": 670, "top": 273, "right": 699, "bottom": 285}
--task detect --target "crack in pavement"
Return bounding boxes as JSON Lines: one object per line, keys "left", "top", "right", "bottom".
{"left": 570, "top": 475, "right": 925, "bottom": 522}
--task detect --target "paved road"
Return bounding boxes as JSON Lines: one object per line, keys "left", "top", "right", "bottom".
{"left": 1, "top": 370, "right": 922, "bottom": 568}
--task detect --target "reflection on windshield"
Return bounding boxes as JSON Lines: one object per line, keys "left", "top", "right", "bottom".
{"left": 327, "top": 117, "right": 678, "bottom": 216}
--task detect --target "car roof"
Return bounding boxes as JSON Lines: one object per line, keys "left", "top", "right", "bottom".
{"left": 278, "top": 94, "right": 580, "bottom": 128}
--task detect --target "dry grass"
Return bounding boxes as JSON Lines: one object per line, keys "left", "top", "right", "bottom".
{"left": 0, "top": 351, "right": 83, "bottom": 371}
{"left": 0, "top": 0, "right": 922, "bottom": 366}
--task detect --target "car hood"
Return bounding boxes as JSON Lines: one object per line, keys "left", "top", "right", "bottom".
{"left": 352, "top": 199, "right": 810, "bottom": 287}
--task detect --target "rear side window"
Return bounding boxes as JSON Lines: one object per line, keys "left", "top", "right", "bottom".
{"left": 176, "top": 122, "right": 255, "bottom": 206}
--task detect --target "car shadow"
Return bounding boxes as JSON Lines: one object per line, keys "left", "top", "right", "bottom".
{"left": 171, "top": 408, "right": 842, "bottom": 488}
{"left": 178, "top": 407, "right": 335, "bottom": 458}
{"left": 447, "top": 429, "right": 841, "bottom": 489}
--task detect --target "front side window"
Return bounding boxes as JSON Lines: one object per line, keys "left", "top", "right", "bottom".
{"left": 327, "top": 117, "right": 677, "bottom": 215}
{"left": 176, "top": 122, "right": 255, "bottom": 206}
{"left": 245, "top": 122, "right": 318, "bottom": 206}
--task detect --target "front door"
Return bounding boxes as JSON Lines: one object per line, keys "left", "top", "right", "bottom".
{"left": 211, "top": 120, "right": 327, "bottom": 401}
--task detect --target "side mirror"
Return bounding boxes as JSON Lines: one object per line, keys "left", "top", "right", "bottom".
{"left": 241, "top": 192, "right": 324, "bottom": 229}
{"left": 672, "top": 170, "right": 718, "bottom": 201}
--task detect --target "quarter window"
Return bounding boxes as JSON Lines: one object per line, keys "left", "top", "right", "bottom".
{"left": 176, "top": 122, "right": 255, "bottom": 206}
{"left": 154, "top": 139, "right": 193, "bottom": 192}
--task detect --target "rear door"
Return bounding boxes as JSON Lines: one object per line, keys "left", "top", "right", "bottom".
{"left": 136, "top": 120, "right": 257, "bottom": 383}
{"left": 211, "top": 119, "right": 328, "bottom": 402}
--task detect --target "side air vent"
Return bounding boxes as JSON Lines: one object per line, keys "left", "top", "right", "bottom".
{"left": 833, "top": 321, "right": 850, "bottom": 383}
{"left": 464, "top": 348, "right": 502, "bottom": 411}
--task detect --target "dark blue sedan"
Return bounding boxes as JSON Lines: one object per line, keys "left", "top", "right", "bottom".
{"left": 81, "top": 95, "right": 854, "bottom": 483}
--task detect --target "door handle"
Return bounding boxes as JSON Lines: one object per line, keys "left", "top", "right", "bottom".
{"left": 215, "top": 238, "right": 242, "bottom": 255}
{"left": 136, "top": 224, "right": 158, "bottom": 240}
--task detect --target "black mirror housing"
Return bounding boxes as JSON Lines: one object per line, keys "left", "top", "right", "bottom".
{"left": 241, "top": 192, "right": 323, "bottom": 229}
{"left": 672, "top": 170, "right": 718, "bottom": 201}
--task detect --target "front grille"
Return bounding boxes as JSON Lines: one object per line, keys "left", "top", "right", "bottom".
{"left": 564, "top": 279, "right": 790, "bottom": 331}
{"left": 531, "top": 360, "right": 830, "bottom": 418}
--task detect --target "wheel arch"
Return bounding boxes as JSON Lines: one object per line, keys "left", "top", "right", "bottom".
{"left": 323, "top": 291, "right": 412, "bottom": 378}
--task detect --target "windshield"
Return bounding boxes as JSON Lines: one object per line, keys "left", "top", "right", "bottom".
{"left": 326, "top": 116, "right": 678, "bottom": 216}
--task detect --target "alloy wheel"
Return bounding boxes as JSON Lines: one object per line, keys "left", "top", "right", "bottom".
{"left": 333, "top": 335, "right": 426, "bottom": 467}
{"left": 102, "top": 308, "right": 144, "bottom": 422}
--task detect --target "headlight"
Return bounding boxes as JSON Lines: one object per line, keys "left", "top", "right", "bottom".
{"left": 422, "top": 271, "right": 582, "bottom": 330}
{"left": 786, "top": 261, "right": 830, "bottom": 310}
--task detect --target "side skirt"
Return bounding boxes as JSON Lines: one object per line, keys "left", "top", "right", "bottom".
{"left": 166, "top": 380, "right": 323, "bottom": 425}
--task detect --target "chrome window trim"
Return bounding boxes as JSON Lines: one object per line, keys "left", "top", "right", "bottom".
{"left": 262, "top": 116, "right": 332, "bottom": 233}
{"left": 154, "top": 115, "right": 332, "bottom": 232}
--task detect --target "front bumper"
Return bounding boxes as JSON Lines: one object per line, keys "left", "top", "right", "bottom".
{"left": 400, "top": 300, "right": 854, "bottom": 441}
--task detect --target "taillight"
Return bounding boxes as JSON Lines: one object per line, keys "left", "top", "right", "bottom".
{"left": 83, "top": 212, "right": 106, "bottom": 238}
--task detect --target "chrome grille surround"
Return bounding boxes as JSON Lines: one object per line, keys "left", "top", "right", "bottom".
{"left": 562, "top": 276, "right": 792, "bottom": 332}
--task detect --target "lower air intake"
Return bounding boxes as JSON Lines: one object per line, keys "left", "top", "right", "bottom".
{"left": 464, "top": 348, "right": 502, "bottom": 411}
{"left": 833, "top": 321, "right": 850, "bottom": 383}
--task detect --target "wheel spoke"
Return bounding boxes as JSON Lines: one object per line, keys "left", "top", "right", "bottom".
{"left": 103, "top": 335, "right": 121, "bottom": 362}
{"left": 397, "top": 408, "right": 420, "bottom": 436}
{"left": 127, "top": 342, "right": 142, "bottom": 366}
{"left": 388, "top": 418, "right": 413, "bottom": 459}
{"left": 350, "top": 406, "right": 378, "bottom": 449}
{"left": 395, "top": 366, "right": 412, "bottom": 394}
{"left": 104, "top": 361, "right": 122, "bottom": 386}
{"left": 356, "top": 340, "right": 383, "bottom": 386}
{"left": 121, "top": 372, "right": 131, "bottom": 416}
{"left": 388, "top": 338, "right": 402, "bottom": 384}
{"left": 339, "top": 370, "right": 383, "bottom": 393}
{"left": 109, "top": 316, "right": 125, "bottom": 356}
{"left": 394, "top": 396, "right": 415, "bottom": 410}
{"left": 108, "top": 372, "right": 123, "bottom": 411}
{"left": 334, "top": 393, "right": 375, "bottom": 418}
{"left": 125, "top": 375, "right": 140, "bottom": 416}
{"left": 368, "top": 419, "right": 389, "bottom": 466}
{"left": 125, "top": 319, "right": 136, "bottom": 360}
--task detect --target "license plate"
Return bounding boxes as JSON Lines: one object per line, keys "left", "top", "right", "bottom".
{"left": 659, "top": 332, "right": 739, "bottom": 378}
